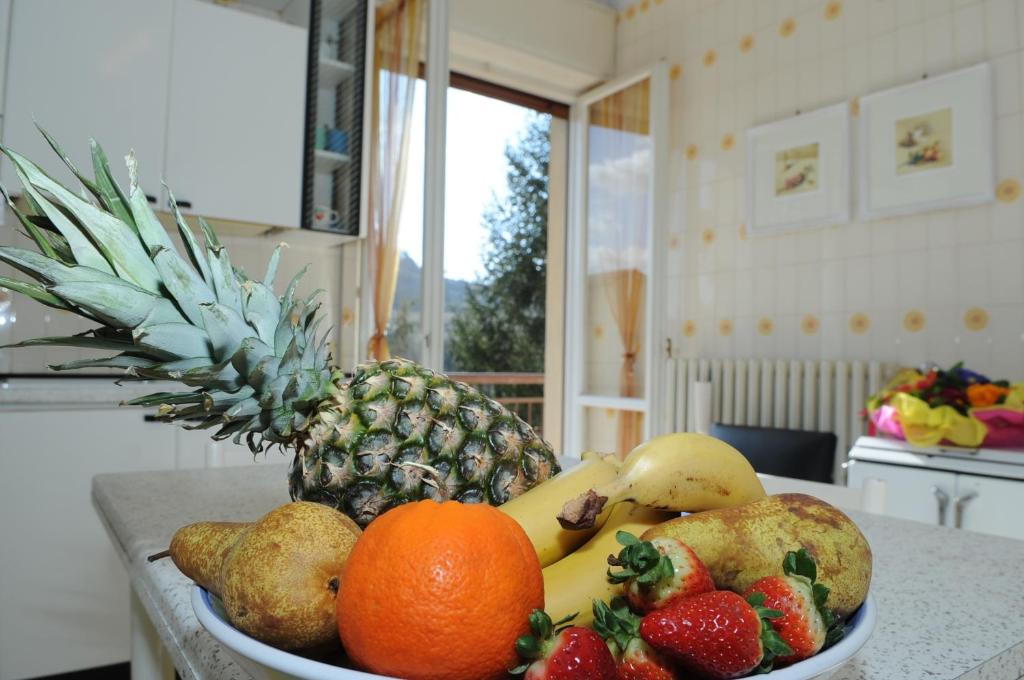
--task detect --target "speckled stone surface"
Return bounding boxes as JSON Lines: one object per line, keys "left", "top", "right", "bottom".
{"left": 93, "top": 466, "right": 1024, "bottom": 680}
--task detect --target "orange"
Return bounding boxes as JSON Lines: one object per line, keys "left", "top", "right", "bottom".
{"left": 337, "top": 500, "right": 543, "bottom": 679}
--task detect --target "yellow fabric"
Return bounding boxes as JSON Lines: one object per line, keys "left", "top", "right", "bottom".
{"left": 367, "top": 0, "right": 423, "bottom": 360}
{"left": 888, "top": 392, "right": 988, "bottom": 448}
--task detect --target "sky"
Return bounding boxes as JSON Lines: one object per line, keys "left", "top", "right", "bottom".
{"left": 397, "top": 82, "right": 537, "bottom": 282}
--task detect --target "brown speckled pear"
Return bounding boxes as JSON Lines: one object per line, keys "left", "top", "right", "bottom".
{"left": 166, "top": 521, "right": 249, "bottom": 593}
{"left": 642, "top": 494, "right": 872, "bottom": 618}
{"left": 159, "top": 502, "right": 361, "bottom": 650}
{"left": 219, "top": 502, "right": 361, "bottom": 650}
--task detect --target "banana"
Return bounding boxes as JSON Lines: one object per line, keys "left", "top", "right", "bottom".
{"left": 557, "top": 433, "right": 767, "bottom": 530}
{"left": 581, "top": 450, "right": 623, "bottom": 469}
{"left": 541, "top": 502, "right": 675, "bottom": 627}
{"left": 499, "top": 457, "right": 620, "bottom": 567}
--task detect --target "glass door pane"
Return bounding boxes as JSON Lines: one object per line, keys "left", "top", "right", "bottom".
{"left": 583, "top": 78, "right": 652, "bottom": 453}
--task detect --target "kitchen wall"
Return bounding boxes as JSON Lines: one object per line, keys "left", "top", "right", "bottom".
{"left": 0, "top": 206, "right": 355, "bottom": 374}
{"left": 615, "top": 0, "right": 1024, "bottom": 380}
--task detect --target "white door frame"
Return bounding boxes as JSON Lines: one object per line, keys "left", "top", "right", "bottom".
{"left": 564, "top": 61, "right": 670, "bottom": 458}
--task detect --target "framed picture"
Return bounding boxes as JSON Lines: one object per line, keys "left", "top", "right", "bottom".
{"left": 859, "top": 63, "right": 994, "bottom": 219}
{"left": 745, "top": 102, "right": 851, "bottom": 236}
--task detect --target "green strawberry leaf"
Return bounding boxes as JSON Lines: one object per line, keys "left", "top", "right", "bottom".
{"left": 813, "top": 582, "right": 831, "bottom": 609}
{"left": 783, "top": 548, "right": 818, "bottom": 582}
{"left": 591, "top": 598, "right": 639, "bottom": 654}
{"left": 747, "top": 592, "right": 766, "bottom": 607}
{"left": 616, "top": 531, "right": 640, "bottom": 546}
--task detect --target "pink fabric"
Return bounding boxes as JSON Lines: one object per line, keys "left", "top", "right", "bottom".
{"left": 869, "top": 406, "right": 906, "bottom": 440}
{"left": 973, "top": 409, "right": 1024, "bottom": 448}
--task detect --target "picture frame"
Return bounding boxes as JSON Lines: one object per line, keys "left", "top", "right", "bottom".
{"left": 859, "top": 63, "right": 994, "bottom": 219}
{"left": 745, "top": 102, "right": 851, "bottom": 236}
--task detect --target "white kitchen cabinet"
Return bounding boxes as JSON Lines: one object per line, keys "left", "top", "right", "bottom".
{"left": 0, "top": 0, "right": 172, "bottom": 200}
{"left": 953, "top": 474, "right": 1023, "bottom": 540}
{"left": 0, "top": 407, "right": 177, "bottom": 680}
{"left": 164, "top": 0, "right": 307, "bottom": 228}
{"left": 848, "top": 460, "right": 956, "bottom": 527}
{"left": 0, "top": 0, "right": 10, "bottom": 112}
{"left": 172, "top": 421, "right": 288, "bottom": 470}
{"left": 848, "top": 437, "right": 1024, "bottom": 541}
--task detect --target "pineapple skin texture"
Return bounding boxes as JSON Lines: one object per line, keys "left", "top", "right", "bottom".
{"left": 288, "top": 358, "right": 560, "bottom": 526}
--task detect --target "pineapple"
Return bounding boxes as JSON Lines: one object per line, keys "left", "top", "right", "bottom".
{"left": 0, "top": 131, "right": 559, "bottom": 526}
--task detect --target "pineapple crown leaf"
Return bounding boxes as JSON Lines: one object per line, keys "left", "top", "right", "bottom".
{"left": 0, "top": 131, "right": 336, "bottom": 450}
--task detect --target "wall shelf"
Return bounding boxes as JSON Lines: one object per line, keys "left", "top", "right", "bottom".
{"left": 314, "top": 148, "right": 351, "bottom": 172}
{"left": 318, "top": 57, "right": 355, "bottom": 88}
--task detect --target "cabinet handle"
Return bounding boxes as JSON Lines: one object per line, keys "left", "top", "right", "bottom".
{"left": 145, "top": 194, "right": 157, "bottom": 204}
{"left": 953, "top": 491, "right": 978, "bottom": 530}
{"left": 931, "top": 485, "right": 949, "bottom": 526}
{"left": 168, "top": 197, "right": 193, "bottom": 210}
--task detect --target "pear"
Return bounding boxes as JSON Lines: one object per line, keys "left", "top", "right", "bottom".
{"left": 154, "top": 502, "right": 361, "bottom": 650}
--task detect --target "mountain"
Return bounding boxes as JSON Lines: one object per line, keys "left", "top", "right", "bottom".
{"left": 393, "top": 252, "right": 471, "bottom": 313}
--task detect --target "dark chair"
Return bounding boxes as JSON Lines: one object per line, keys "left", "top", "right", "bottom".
{"left": 708, "top": 423, "right": 837, "bottom": 483}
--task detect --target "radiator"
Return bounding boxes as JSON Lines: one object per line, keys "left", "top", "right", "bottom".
{"left": 664, "top": 358, "right": 893, "bottom": 483}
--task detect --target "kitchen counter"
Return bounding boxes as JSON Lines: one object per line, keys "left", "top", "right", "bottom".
{"left": 92, "top": 464, "right": 1024, "bottom": 680}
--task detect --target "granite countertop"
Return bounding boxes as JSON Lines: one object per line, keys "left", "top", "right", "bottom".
{"left": 92, "top": 465, "right": 1024, "bottom": 680}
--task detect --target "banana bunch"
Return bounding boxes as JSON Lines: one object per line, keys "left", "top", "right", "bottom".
{"left": 499, "top": 432, "right": 766, "bottom": 624}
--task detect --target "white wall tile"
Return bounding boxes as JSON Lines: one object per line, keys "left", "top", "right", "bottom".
{"left": 924, "top": 12, "right": 955, "bottom": 74}
{"left": 986, "top": 0, "right": 1019, "bottom": 56}
{"left": 953, "top": 3, "right": 987, "bottom": 64}
{"left": 994, "top": 52, "right": 1022, "bottom": 116}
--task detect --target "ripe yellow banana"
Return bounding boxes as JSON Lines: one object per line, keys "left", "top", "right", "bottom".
{"left": 581, "top": 450, "right": 623, "bottom": 469}
{"left": 499, "top": 457, "right": 620, "bottom": 567}
{"left": 558, "top": 433, "right": 767, "bottom": 530}
{"left": 542, "top": 502, "right": 675, "bottom": 627}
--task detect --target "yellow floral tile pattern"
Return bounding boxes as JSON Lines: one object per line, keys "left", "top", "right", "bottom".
{"left": 703, "top": 50, "right": 717, "bottom": 67}
{"left": 997, "top": 178, "right": 1021, "bottom": 203}
{"left": 757, "top": 317, "right": 774, "bottom": 336}
{"left": 779, "top": 17, "right": 796, "bottom": 37}
{"left": 670, "top": 63, "right": 683, "bottom": 80}
{"left": 964, "top": 307, "right": 989, "bottom": 331}
{"left": 683, "top": 320, "right": 697, "bottom": 337}
{"left": 625, "top": 5, "right": 636, "bottom": 20}
{"left": 903, "top": 310, "right": 926, "bottom": 333}
{"left": 341, "top": 306, "right": 354, "bottom": 325}
{"left": 701, "top": 228, "right": 716, "bottom": 245}
{"left": 721, "top": 133, "right": 735, "bottom": 151}
{"left": 801, "top": 314, "right": 820, "bottom": 335}
{"left": 740, "top": 34, "right": 754, "bottom": 53}
{"left": 719, "top": 319, "right": 734, "bottom": 336}
{"left": 850, "top": 97, "right": 860, "bottom": 117}
{"left": 849, "top": 312, "right": 871, "bottom": 334}
{"left": 669, "top": 234, "right": 680, "bottom": 249}
{"left": 686, "top": 144, "right": 698, "bottom": 160}
{"left": 738, "top": 223, "right": 747, "bottom": 240}
{"left": 824, "top": 1, "right": 842, "bottom": 21}
{"left": 640, "top": 0, "right": 649, "bottom": 12}
{"left": 593, "top": 324, "right": 605, "bottom": 339}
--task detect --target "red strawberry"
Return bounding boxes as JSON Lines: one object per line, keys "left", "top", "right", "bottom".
{"left": 639, "top": 590, "right": 792, "bottom": 679}
{"left": 607, "top": 531, "right": 714, "bottom": 612}
{"left": 513, "top": 609, "right": 618, "bottom": 680}
{"left": 744, "top": 548, "right": 844, "bottom": 666}
{"left": 592, "top": 599, "right": 680, "bottom": 680}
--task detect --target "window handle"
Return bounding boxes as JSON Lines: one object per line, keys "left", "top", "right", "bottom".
{"left": 953, "top": 491, "right": 978, "bottom": 530}
{"left": 931, "top": 485, "right": 949, "bottom": 526}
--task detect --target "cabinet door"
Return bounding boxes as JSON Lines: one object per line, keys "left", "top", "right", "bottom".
{"left": 0, "top": 0, "right": 10, "bottom": 114}
{"left": 172, "top": 422, "right": 286, "bottom": 470}
{"left": 847, "top": 460, "right": 956, "bottom": 526}
{"left": 955, "top": 474, "right": 1024, "bottom": 541}
{"left": 0, "top": 408, "right": 177, "bottom": 680}
{"left": 0, "top": 0, "right": 172, "bottom": 199}
{"left": 164, "top": 0, "right": 307, "bottom": 228}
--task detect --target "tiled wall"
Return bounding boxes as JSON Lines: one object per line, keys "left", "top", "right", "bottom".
{"left": 615, "top": 0, "right": 1024, "bottom": 380}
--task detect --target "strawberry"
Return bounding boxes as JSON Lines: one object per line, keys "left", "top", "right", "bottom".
{"left": 592, "top": 598, "right": 680, "bottom": 680}
{"left": 743, "top": 548, "right": 845, "bottom": 667}
{"left": 639, "top": 590, "right": 792, "bottom": 679}
{"left": 512, "top": 609, "right": 618, "bottom": 680}
{"left": 607, "top": 531, "right": 714, "bottom": 612}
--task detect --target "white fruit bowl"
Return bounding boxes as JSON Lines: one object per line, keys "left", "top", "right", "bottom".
{"left": 192, "top": 586, "right": 876, "bottom": 680}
